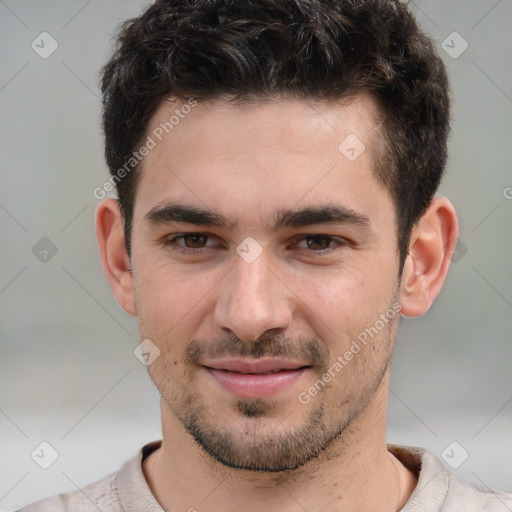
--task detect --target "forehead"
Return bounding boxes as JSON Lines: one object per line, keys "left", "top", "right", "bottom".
{"left": 147, "top": 94, "right": 382, "bottom": 158}
{"left": 132, "top": 94, "right": 392, "bottom": 232}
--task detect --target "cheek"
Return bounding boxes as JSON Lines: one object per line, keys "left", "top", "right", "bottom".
{"left": 134, "top": 262, "right": 222, "bottom": 349}
{"left": 289, "top": 262, "right": 395, "bottom": 348}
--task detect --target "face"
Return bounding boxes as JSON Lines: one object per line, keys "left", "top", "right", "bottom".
{"left": 130, "top": 95, "right": 402, "bottom": 472}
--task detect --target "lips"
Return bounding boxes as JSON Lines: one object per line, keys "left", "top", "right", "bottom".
{"left": 203, "top": 358, "right": 310, "bottom": 398}
{"left": 203, "top": 357, "right": 309, "bottom": 374}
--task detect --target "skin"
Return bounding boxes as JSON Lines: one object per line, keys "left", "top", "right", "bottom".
{"left": 96, "top": 94, "right": 458, "bottom": 512}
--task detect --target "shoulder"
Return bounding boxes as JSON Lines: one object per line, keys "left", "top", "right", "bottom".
{"left": 16, "top": 440, "right": 163, "bottom": 512}
{"left": 16, "top": 470, "right": 120, "bottom": 512}
{"left": 388, "top": 443, "right": 512, "bottom": 512}
{"left": 443, "top": 472, "right": 512, "bottom": 511}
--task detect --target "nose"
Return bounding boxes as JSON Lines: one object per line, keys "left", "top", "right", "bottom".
{"left": 213, "top": 251, "right": 293, "bottom": 342}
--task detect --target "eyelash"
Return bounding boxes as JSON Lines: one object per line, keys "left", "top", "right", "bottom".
{"left": 162, "top": 233, "right": 348, "bottom": 255}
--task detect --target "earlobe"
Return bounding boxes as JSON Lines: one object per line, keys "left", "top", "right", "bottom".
{"left": 95, "top": 198, "right": 137, "bottom": 316}
{"left": 399, "top": 197, "right": 458, "bottom": 317}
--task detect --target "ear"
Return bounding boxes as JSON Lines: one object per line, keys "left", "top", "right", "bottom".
{"left": 95, "top": 198, "right": 136, "bottom": 316}
{"left": 399, "top": 197, "right": 459, "bottom": 317}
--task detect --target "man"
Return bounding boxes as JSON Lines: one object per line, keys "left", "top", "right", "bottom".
{"left": 20, "top": 0, "right": 512, "bottom": 510}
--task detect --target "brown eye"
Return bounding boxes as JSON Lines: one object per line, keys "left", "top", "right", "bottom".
{"left": 182, "top": 234, "right": 208, "bottom": 248}
{"left": 305, "top": 236, "right": 332, "bottom": 250}
{"left": 163, "top": 232, "right": 219, "bottom": 253}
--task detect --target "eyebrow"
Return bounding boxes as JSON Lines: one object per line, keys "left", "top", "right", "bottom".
{"left": 143, "top": 202, "right": 371, "bottom": 232}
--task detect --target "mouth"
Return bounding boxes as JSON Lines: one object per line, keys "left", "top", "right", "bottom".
{"left": 202, "top": 358, "right": 311, "bottom": 398}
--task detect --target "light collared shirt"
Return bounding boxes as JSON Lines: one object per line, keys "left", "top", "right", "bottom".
{"left": 18, "top": 440, "right": 512, "bottom": 511}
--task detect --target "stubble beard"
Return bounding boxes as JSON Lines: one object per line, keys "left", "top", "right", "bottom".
{"left": 145, "top": 303, "right": 399, "bottom": 473}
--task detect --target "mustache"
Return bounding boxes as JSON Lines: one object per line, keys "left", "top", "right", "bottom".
{"left": 184, "top": 332, "right": 329, "bottom": 368}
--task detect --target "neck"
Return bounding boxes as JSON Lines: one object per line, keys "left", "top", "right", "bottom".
{"left": 143, "top": 377, "right": 417, "bottom": 512}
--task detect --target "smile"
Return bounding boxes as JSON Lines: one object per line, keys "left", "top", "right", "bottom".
{"left": 202, "top": 358, "right": 310, "bottom": 398}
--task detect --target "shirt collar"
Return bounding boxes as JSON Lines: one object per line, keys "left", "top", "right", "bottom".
{"left": 388, "top": 443, "right": 450, "bottom": 511}
{"left": 117, "top": 440, "right": 449, "bottom": 511}
{"left": 117, "top": 439, "right": 164, "bottom": 511}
